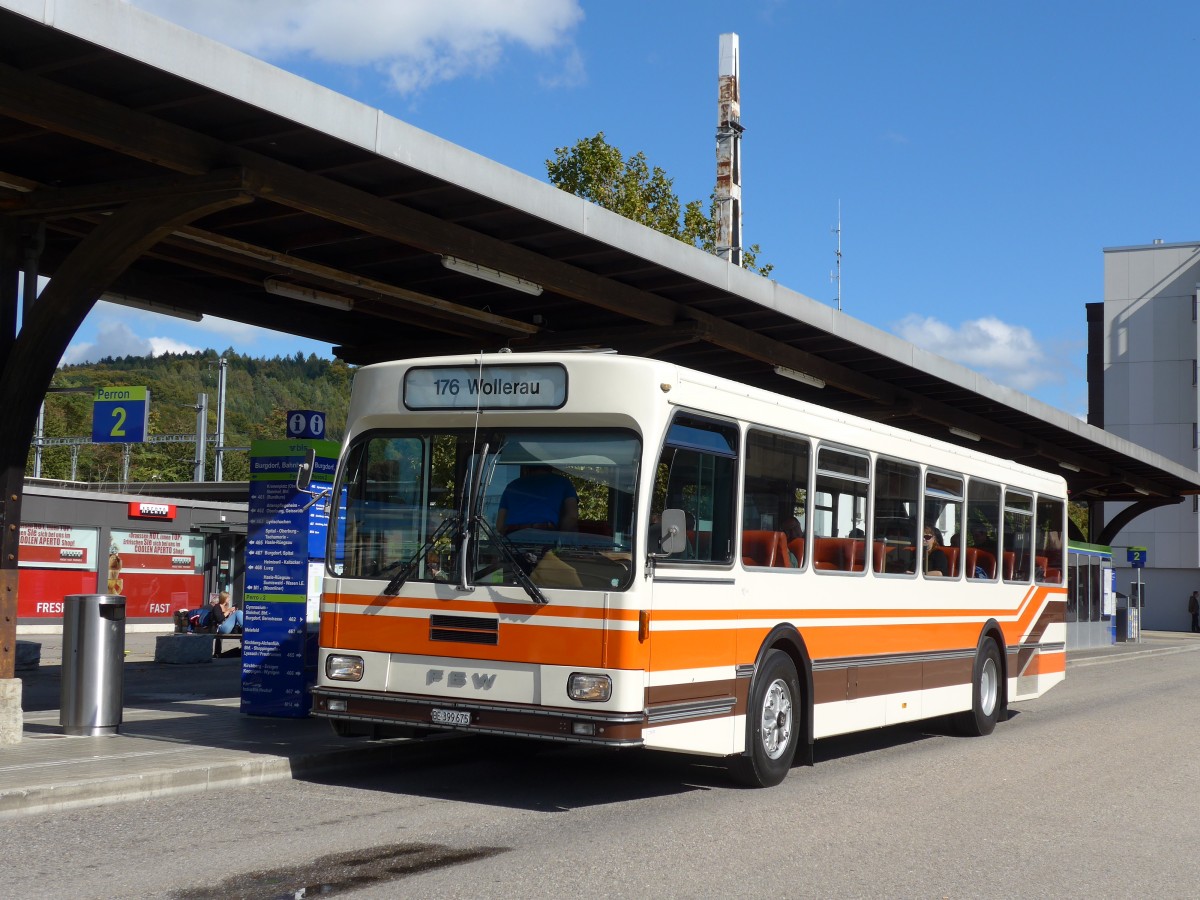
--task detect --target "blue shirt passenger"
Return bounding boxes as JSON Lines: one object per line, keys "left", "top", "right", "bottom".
{"left": 496, "top": 467, "right": 578, "bottom": 535}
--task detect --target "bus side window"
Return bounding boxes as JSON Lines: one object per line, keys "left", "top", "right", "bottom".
{"left": 813, "top": 446, "right": 869, "bottom": 574}
{"left": 743, "top": 428, "right": 810, "bottom": 570}
{"left": 965, "top": 478, "right": 1000, "bottom": 581}
{"left": 1003, "top": 490, "right": 1034, "bottom": 582}
{"left": 1035, "top": 496, "right": 1065, "bottom": 584}
{"left": 654, "top": 415, "right": 738, "bottom": 563}
{"left": 873, "top": 457, "right": 919, "bottom": 575}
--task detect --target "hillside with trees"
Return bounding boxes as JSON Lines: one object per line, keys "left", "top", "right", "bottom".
{"left": 31, "top": 350, "right": 353, "bottom": 484}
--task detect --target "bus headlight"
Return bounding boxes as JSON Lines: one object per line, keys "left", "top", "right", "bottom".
{"left": 568, "top": 672, "right": 612, "bottom": 702}
{"left": 326, "top": 655, "right": 364, "bottom": 681}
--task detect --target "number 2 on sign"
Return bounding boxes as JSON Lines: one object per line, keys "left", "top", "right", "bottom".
{"left": 108, "top": 406, "right": 127, "bottom": 438}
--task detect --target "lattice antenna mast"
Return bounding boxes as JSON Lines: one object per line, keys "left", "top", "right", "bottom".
{"left": 830, "top": 200, "right": 842, "bottom": 310}
{"left": 715, "top": 33, "right": 743, "bottom": 266}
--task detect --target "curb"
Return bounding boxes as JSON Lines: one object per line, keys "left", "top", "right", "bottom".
{"left": 0, "top": 732, "right": 468, "bottom": 820}
{"left": 1067, "top": 642, "right": 1200, "bottom": 668}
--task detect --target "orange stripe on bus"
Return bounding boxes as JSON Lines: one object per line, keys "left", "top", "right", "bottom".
{"left": 321, "top": 585, "right": 1066, "bottom": 673}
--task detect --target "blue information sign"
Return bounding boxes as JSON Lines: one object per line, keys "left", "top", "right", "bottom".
{"left": 92, "top": 386, "right": 149, "bottom": 443}
{"left": 1127, "top": 547, "right": 1148, "bottom": 568}
{"left": 286, "top": 409, "right": 326, "bottom": 440}
{"left": 241, "top": 438, "right": 339, "bottom": 717}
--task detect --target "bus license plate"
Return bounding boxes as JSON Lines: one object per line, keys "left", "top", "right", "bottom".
{"left": 431, "top": 708, "right": 471, "bottom": 726}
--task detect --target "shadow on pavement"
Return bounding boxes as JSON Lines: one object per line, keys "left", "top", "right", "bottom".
{"left": 20, "top": 658, "right": 244, "bottom": 712}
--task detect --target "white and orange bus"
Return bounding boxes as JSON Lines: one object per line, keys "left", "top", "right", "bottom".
{"left": 307, "top": 352, "right": 1067, "bottom": 787}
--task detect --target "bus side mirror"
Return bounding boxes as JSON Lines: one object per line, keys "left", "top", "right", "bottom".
{"left": 295, "top": 447, "right": 331, "bottom": 512}
{"left": 651, "top": 508, "right": 688, "bottom": 556}
{"left": 296, "top": 447, "right": 317, "bottom": 491}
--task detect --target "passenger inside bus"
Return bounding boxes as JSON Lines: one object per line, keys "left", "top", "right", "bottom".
{"left": 921, "top": 528, "right": 950, "bottom": 576}
{"left": 496, "top": 465, "right": 579, "bottom": 535}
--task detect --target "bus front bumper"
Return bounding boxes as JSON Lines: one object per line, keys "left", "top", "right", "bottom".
{"left": 312, "top": 686, "right": 647, "bottom": 747}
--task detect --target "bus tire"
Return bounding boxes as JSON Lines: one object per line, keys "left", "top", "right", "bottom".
{"left": 730, "top": 649, "right": 800, "bottom": 788}
{"left": 953, "top": 638, "right": 1003, "bottom": 737}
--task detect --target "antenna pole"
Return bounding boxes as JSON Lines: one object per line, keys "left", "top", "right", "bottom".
{"left": 715, "top": 33, "right": 743, "bottom": 266}
{"left": 831, "top": 200, "right": 842, "bottom": 311}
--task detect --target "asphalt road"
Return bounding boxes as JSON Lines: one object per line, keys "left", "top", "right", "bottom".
{"left": 5, "top": 647, "right": 1200, "bottom": 899}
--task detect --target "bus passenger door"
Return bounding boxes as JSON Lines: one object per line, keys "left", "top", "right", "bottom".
{"left": 644, "top": 415, "right": 740, "bottom": 754}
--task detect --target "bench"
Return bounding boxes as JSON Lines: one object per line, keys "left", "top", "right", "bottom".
{"left": 213, "top": 632, "right": 243, "bottom": 657}
{"left": 172, "top": 608, "right": 243, "bottom": 657}
{"left": 155, "top": 631, "right": 243, "bottom": 663}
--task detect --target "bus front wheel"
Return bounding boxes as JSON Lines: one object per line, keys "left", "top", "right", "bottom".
{"left": 730, "top": 649, "right": 800, "bottom": 788}
{"left": 953, "top": 637, "right": 1003, "bottom": 737}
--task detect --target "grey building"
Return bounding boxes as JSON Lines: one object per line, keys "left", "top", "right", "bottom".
{"left": 1091, "top": 240, "right": 1200, "bottom": 630}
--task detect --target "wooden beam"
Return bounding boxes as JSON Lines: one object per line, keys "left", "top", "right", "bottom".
{"left": 0, "top": 169, "right": 257, "bottom": 216}
{"left": 0, "top": 61, "right": 212, "bottom": 175}
{"left": 172, "top": 227, "right": 538, "bottom": 337}
{"left": 250, "top": 170, "right": 680, "bottom": 327}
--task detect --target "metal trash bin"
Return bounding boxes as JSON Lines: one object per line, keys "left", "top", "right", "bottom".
{"left": 1114, "top": 592, "right": 1129, "bottom": 642}
{"left": 60, "top": 594, "right": 126, "bottom": 736}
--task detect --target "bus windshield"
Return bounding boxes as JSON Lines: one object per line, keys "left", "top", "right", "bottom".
{"left": 333, "top": 427, "right": 640, "bottom": 591}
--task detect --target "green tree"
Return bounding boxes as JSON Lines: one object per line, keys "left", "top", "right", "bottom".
{"left": 546, "top": 131, "right": 772, "bottom": 276}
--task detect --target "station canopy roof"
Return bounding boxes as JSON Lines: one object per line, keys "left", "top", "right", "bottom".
{"left": 2, "top": 0, "right": 1198, "bottom": 505}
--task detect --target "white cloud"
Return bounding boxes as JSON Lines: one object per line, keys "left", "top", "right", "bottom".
{"left": 128, "top": 0, "right": 584, "bottom": 95}
{"left": 538, "top": 46, "right": 587, "bottom": 90}
{"left": 147, "top": 336, "right": 204, "bottom": 356}
{"left": 893, "top": 313, "right": 1063, "bottom": 393}
{"left": 62, "top": 319, "right": 197, "bottom": 365}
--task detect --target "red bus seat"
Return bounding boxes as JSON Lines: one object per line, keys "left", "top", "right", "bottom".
{"left": 742, "top": 530, "right": 791, "bottom": 567}
{"left": 843, "top": 538, "right": 869, "bottom": 572}
{"left": 966, "top": 548, "right": 996, "bottom": 579}
{"left": 942, "top": 546, "right": 960, "bottom": 577}
{"left": 813, "top": 536, "right": 852, "bottom": 571}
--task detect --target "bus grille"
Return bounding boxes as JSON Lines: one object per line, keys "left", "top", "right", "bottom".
{"left": 429, "top": 614, "right": 499, "bottom": 645}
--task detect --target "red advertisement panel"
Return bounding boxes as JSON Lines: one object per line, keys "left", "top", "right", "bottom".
{"left": 110, "top": 530, "right": 206, "bottom": 619}
{"left": 18, "top": 524, "right": 101, "bottom": 618}
{"left": 18, "top": 569, "right": 101, "bottom": 617}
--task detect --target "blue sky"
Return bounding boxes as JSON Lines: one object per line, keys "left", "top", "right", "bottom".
{"left": 61, "top": 0, "right": 1200, "bottom": 416}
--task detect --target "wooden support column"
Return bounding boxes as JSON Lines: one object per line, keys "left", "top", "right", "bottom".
{"left": 0, "top": 184, "right": 251, "bottom": 684}
{"left": 0, "top": 219, "right": 19, "bottom": 690}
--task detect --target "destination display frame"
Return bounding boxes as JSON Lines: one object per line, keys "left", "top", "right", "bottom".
{"left": 403, "top": 363, "right": 568, "bottom": 411}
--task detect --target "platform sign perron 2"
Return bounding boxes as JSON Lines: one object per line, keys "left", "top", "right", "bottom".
{"left": 1127, "top": 546, "right": 1148, "bottom": 568}
{"left": 92, "top": 386, "right": 149, "bottom": 443}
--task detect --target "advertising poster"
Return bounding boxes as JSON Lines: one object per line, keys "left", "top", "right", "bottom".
{"left": 17, "top": 524, "right": 100, "bottom": 618}
{"left": 108, "top": 529, "right": 205, "bottom": 618}
{"left": 242, "top": 439, "right": 338, "bottom": 717}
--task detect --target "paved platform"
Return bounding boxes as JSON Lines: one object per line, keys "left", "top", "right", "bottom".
{"left": 2, "top": 629, "right": 1197, "bottom": 819}
{"left": 2, "top": 630, "right": 459, "bottom": 820}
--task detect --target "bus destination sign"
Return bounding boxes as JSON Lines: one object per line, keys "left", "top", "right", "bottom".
{"left": 404, "top": 364, "right": 567, "bottom": 411}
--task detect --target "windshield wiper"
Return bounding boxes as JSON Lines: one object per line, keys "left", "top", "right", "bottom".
{"left": 381, "top": 514, "right": 460, "bottom": 597}
{"left": 475, "top": 516, "right": 548, "bottom": 605}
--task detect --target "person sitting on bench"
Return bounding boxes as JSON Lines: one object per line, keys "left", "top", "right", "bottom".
{"left": 210, "top": 590, "right": 243, "bottom": 635}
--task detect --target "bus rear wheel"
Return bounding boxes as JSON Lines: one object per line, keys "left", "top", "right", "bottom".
{"left": 730, "top": 649, "right": 800, "bottom": 788}
{"left": 953, "top": 637, "right": 1003, "bottom": 737}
